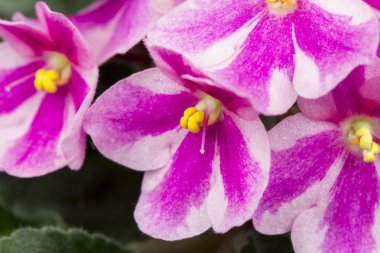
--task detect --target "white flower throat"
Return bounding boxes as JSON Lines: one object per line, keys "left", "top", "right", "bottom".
{"left": 266, "top": 0, "right": 298, "bottom": 16}
{"left": 345, "top": 117, "right": 380, "bottom": 163}
{"left": 34, "top": 52, "right": 71, "bottom": 93}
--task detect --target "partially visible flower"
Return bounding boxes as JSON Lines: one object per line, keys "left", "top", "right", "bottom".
{"left": 69, "top": 0, "right": 185, "bottom": 64}
{"left": 0, "top": 2, "right": 98, "bottom": 177}
{"left": 253, "top": 61, "right": 380, "bottom": 253}
{"left": 84, "top": 68, "right": 269, "bottom": 240}
{"left": 147, "top": 0, "right": 379, "bottom": 115}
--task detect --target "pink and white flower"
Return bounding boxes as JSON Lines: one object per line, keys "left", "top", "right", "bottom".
{"left": 0, "top": 2, "right": 98, "bottom": 177}
{"left": 254, "top": 61, "right": 380, "bottom": 253}
{"left": 84, "top": 68, "right": 269, "bottom": 240}
{"left": 146, "top": 0, "right": 379, "bottom": 115}
{"left": 70, "top": 0, "right": 185, "bottom": 65}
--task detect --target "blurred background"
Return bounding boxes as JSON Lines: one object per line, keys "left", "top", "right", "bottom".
{"left": 0, "top": 1, "right": 294, "bottom": 252}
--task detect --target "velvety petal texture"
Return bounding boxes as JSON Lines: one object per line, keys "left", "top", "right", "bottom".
{"left": 147, "top": 0, "right": 379, "bottom": 115}
{"left": 71, "top": 0, "right": 184, "bottom": 64}
{"left": 254, "top": 114, "right": 345, "bottom": 234}
{"left": 84, "top": 68, "right": 269, "bottom": 240}
{"left": 0, "top": 2, "right": 98, "bottom": 177}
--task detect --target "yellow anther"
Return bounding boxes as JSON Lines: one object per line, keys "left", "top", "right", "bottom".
{"left": 184, "top": 107, "right": 197, "bottom": 117}
{"left": 188, "top": 120, "right": 201, "bottom": 133}
{"left": 364, "top": 152, "right": 376, "bottom": 163}
{"left": 372, "top": 142, "right": 380, "bottom": 155}
{"left": 180, "top": 107, "right": 206, "bottom": 134}
{"left": 191, "top": 111, "right": 205, "bottom": 124}
{"left": 355, "top": 127, "right": 371, "bottom": 138}
{"left": 180, "top": 116, "right": 189, "bottom": 129}
{"left": 359, "top": 134, "right": 373, "bottom": 150}
{"left": 33, "top": 68, "right": 63, "bottom": 94}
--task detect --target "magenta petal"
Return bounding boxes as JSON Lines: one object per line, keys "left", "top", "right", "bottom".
{"left": 36, "top": 2, "right": 94, "bottom": 68}
{"left": 61, "top": 67, "right": 97, "bottom": 170}
{"left": 134, "top": 128, "right": 217, "bottom": 240}
{"left": 254, "top": 114, "right": 345, "bottom": 234}
{"left": 0, "top": 61, "right": 43, "bottom": 114}
{"left": 208, "top": 112, "right": 269, "bottom": 232}
{"left": 292, "top": 155, "right": 380, "bottom": 253}
{"left": 293, "top": 0, "right": 379, "bottom": 98}
{"left": 71, "top": 0, "right": 162, "bottom": 64}
{"left": 0, "top": 19, "right": 53, "bottom": 57}
{"left": 84, "top": 68, "right": 197, "bottom": 171}
{"left": 0, "top": 91, "right": 67, "bottom": 177}
{"left": 207, "top": 14, "right": 297, "bottom": 115}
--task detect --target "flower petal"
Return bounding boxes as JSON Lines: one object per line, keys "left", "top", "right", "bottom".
{"left": 71, "top": 0, "right": 164, "bottom": 64}
{"left": 84, "top": 68, "right": 197, "bottom": 171}
{"left": 0, "top": 61, "right": 43, "bottom": 114}
{"left": 254, "top": 114, "right": 345, "bottom": 234}
{"left": 61, "top": 67, "right": 98, "bottom": 170}
{"left": 292, "top": 155, "right": 380, "bottom": 253}
{"left": 36, "top": 2, "right": 94, "bottom": 68}
{"left": 0, "top": 19, "right": 53, "bottom": 57}
{"left": 0, "top": 90, "right": 68, "bottom": 177}
{"left": 207, "top": 111, "right": 269, "bottom": 232}
{"left": 134, "top": 127, "right": 217, "bottom": 240}
{"left": 293, "top": 0, "right": 379, "bottom": 98}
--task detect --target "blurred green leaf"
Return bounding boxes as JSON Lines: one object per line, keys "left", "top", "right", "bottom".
{"left": 0, "top": 0, "right": 93, "bottom": 18}
{"left": 0, "top": 151, "right": 143, "bottom": 242}
{"left": 0, "top": 227, "right": 132, "bottom": 253}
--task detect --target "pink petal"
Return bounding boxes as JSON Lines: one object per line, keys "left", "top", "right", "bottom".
{"left": 254, "top": 114, "right": 345, "bottom": 234}
{"left": 84, "top": 68, "right": 197, "bottom": 171}
{"left": 61, "top": 67, "right": 98, "bottom": 170}
{"left": 134, "top": 127, "right": 217, "bottom": 240}
{"left": 293, "top": 0, "right": 379, "bottom": 98}
{"left": 207, "top": 111, "right": 269, "bottom": 232}
{"left": 71, "top": 0, "right": 172, "bottom": 64}
{"left": 292, "top": 155, "right": 380, "bottom": 253}
{"left": 36, "top": 2, "right": 94, "bottom": 68}
{"left": 0, "top": 91, "right": 68, "bottom": 177}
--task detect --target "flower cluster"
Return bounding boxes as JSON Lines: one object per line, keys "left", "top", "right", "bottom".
{"left": 1, "top": 0, "right": 380, "bottom": 252}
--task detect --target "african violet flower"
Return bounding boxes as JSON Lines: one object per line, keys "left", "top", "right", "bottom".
{"left": 146, "top": 0, "right": 379, "bottom": 115}
{"left": 84, "top": 68, "right": 269, "bottom": 240}
{"left": 253, "top": 61, "right": 380, "bottom": 253}
{"left": 70, "top": 0, "right": 185, "bottom": 64}
{"left": 0, "top": 2, "right": 97, "bottom": 177}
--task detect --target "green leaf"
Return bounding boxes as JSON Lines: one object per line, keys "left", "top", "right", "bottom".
{"left": 0, "top": 0, "right": 93, "bottom": 18}
{"left": 0, "top": 152, "right": 143, "bottom": 241}
{"left": 0, "top": 227, "right": 133, "bottom": 253}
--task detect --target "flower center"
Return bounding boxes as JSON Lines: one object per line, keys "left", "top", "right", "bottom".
{"left": 346, "top": 119, "right": 380, "bottom": 163}
{"left": 34, "top": 52, "right": 71, "bottom": 93}
{"left": 266, "top": 0, "right": 297, "bottom": 16}
{"left": 180, "top": 95, "right": 223, "bottom": 134}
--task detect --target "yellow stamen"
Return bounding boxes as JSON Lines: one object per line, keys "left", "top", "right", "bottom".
{"left": 180, "top": 107, "right": 205, "bottom": 134}
{"left": 266, "top": 0, "right": 297, "bottom": 16}
{"left": 350, "top": 124, "right": 380, "bottom": 163}
{"left": 34, "top": 52, "right": 71, "bottom": 93}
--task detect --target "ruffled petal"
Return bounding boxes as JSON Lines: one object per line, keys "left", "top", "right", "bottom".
{"left": 84, "top": 68, "right": 197, "bottom": 171}
{"left": 71, "top": 0, "right": 175, "bottom": 64}
{"left": 36, "top": 2, "right": 94, "bottom": 68}
{"left": 134, "top": 126, "right": 217, "bottom": 240}
{"left": 293, "top": 0, "right": 379, "bottom": 98}
{"left": 61, "top": 67, "right": 98, "bottom": 170}
{"left": 0, "top": 18, "right": 53, "bottom": 57}
{"left": 254, "top": 114, "right": 345, "bottom": 234}
{"left": 292, "top": 155, "right": 380, "bottom": 253}
{"left": 0, "top": 90, "right": 68, "bottom": 177}
{"left": 207, "top": 111, "right": 269, "bottom": 232}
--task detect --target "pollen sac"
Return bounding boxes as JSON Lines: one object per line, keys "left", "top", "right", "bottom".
{"left": 180, "top": 107, "right": 205, "bottom": 134}
{"left": 349, "top": 124, "right": 380, "bottom": 163}
{"left": 266, "top": 0, "right": 297, "bottom": 16}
